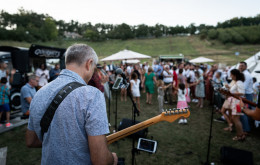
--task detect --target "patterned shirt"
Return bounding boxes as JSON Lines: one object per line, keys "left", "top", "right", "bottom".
{"left": 28, "top": 69, "right": 109, "bottom": 165}
{"left": 0, "top": 84, "right": 9, "bottom": 105}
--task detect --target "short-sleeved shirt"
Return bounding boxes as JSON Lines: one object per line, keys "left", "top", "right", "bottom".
{"left": 0, "top": 70, "right": 6, "bottom": 78}
{"left": 20, "top": 83, "right": 36, "bottom": 113}
{"left": 49, "top": 68, "right": 60, "bottom": 81}
{"left": 27, "top": 69, "right": 109, "bottom": 165}
{"left": 178, "top": 89, "right": 187, "bottom": 101}
{"left": 0, "top": 84, "right": 10, "bottom": 105}
{"left": 36, "top": 68, "right": 50, "bottom": 86}
{"left": 163, "top": 70, "right": 173, "bottom": 83}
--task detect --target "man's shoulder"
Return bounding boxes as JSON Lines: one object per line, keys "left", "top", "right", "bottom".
{"left": 21, "top": 84, "right": 30, "bottom": 91}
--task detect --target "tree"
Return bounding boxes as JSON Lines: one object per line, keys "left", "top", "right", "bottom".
{"left": 135, "top": 24, "right": 149, "bottom": 38}
{"left": 109, "top": 23, "right": 134, "bottom": 40}
{"left": 83, "top": 29, "right": 99, "bottom": 41}
{"left": 187, "top": 23, "right": 197, "bottom": 35}
{"left": 217, "top": 29, "right": 232, "bottom": 44}
{"left": 42, "top": 17, "right": 58, "bottom": 41}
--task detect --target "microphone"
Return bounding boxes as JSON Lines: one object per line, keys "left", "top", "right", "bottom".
{"left": 115, "top": 68, "right": 127, "bottom": 84}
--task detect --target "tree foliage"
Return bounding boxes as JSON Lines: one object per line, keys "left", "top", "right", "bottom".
{"left": 0, "top": 9, "right": 259, "bottom": 43}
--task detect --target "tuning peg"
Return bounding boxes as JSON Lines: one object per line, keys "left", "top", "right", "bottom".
{"left": 165, "top": 109, "right": 169, "bottom": 115}
{"left": 184, "top": 108, "right": 188, "bottom": 113}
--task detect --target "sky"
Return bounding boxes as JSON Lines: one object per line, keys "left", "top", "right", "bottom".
{"left": 1, "top": 0, "right": 260, "bottom": 27}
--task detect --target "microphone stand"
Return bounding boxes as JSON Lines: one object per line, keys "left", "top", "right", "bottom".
{"left": 204, "top": 80, "right": 222, "bottom": 165}
{"left": 108, "top": 82, "right": 111, "bottom": 125}
{"left": 124, "top": 82, "right": 139, "bottom": 165}
{"left": 115, "top": 88, "right": 118, "bottom": 131}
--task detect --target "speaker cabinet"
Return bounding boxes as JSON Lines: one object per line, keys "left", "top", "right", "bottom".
{"left": 118, "top": 118, "right": 148, "bottom": 139}
{"left": 220, "top": 146, "right": 253, "bottom": 165}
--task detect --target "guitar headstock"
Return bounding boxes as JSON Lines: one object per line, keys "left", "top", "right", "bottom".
{"left": 161, "top": 108, "right": 190, "bottom": 123}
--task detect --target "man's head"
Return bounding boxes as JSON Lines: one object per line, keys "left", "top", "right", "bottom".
{"left": 55, "top": 63, "right": 60, "bottom": 70}
{"left": 65, "top": 44, "right": 98, "bottom": 83}
{"left": 164, "top": 65, "right": 170, "bottom": 70}
{"left": 178, "top": 63, "right": 184, "bottom": 69}
{"left": 212, "top": 64, "right": 218, "bottom": 71}
{"left": 28, "top": 75, "right": 39, "bottom": 87}
{"left": 184, "top": 63, "right": 190, "bottom": 70}
{"left": 0, "top": 77, "right": 7, "bottom": 84}
{"left": 239, "top": 61, "right": 247, "bottom": 72}
{"left": 0, "top": 60, "right": 8, "bottom": 70}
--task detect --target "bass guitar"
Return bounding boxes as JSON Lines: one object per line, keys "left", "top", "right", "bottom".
{"left": 106, "top": 108, "right": 190, "bottom": 144}
{"left": 217, "top": 88, "right": 257, "bottom": 107}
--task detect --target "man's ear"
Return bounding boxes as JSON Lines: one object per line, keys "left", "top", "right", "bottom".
{"left": 85, "top": 59, "right": 93, "bottom": 71}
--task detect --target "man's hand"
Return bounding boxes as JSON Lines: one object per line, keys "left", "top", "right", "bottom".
{"left": 11, "top": 69, "right": 16, "bottom": 75}
{"left": 112, "top": 152, "right": 118, "bottom": 165}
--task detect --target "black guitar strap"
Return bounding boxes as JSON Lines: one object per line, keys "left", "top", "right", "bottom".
{"left": 40, "top": 82, "right": 85, "bottom": 139}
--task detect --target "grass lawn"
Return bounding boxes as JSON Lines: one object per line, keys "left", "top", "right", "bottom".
{"left": 1, "top": 89, "right": 260, "bottom": 165}
{"left": 1, "top": 36, "right": 259, "bottom": 66}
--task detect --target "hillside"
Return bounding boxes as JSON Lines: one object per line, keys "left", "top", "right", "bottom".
{"left": 1, "top": 36, "right": 260, "bottom": 65}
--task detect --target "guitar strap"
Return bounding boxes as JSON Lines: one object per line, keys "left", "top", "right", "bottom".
{"left": 40, "top": 82, "right": 85, "bottom": 139}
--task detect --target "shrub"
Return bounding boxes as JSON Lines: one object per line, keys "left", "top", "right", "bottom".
{"left": 208, "top": 29, "right": 218, "bottom": 40}
{"left": 217, "top": 29, "right": 232, "bottom": 44}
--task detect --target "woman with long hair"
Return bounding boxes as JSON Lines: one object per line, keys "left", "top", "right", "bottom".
{"left": 224, "top": 69, "right": 245, "bottom": 141}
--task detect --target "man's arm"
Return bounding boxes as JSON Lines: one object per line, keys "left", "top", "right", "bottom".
{"left": 25, "top": 97, "right": 33, "bottom": 104}
{"left": 88, "top": 135, "right": 117, "bottom": 165}
{"left": 26, "top": 129, "right": 42, "bottom": 148}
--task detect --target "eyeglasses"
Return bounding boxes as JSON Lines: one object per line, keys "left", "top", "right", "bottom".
{"left": 33, "top": 79, "right": 39, "bottom": 82}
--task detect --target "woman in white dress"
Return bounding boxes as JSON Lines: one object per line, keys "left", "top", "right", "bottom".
{"left": 225, "top": 69, "right": 245, "bottom": 141}
{"left": 130, "top": 72, "right": 141, "bottom": 112}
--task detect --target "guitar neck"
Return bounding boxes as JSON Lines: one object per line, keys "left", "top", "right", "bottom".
{"left": 106, "top": 109, "right": 190, "bottom": 144}
{"left": 219, "top": 89, "right": 257, "bottom": 107}
{"left": 106, "top": 115, "right": 162, "bottom": 145}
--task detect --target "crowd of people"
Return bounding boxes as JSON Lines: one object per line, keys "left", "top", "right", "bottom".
{"left": 89, "top": 60, "right": 260, "bottom": 139}
{"left": 0, "top": 43, "right": 259, "bottom": 164}
{"left": 0, "top": 50, "right": 259, "bottom": 142}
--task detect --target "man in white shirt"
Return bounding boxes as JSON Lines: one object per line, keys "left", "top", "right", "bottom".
{"left": 163, "top": 65, "right": 173, "bottom": 104}
{"left": 239, "top": 61, "right": 254, "bottom": 133}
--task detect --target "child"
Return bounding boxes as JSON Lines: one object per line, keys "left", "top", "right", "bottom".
{"left": 173, "top": 83, "right": 188, "bottom": 124}
{"left": 130, "top": 73, "right": 141, "bottom": 111}
{"left": 157, "top": 80, "right": 172, "bottom": 113}
{"left": 0, "top": 77, "right": 12, "bottom": 127}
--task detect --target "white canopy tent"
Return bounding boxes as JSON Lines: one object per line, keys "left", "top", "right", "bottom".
{"left": 100, "top": 49, "right": 151, "bottom": 61}
{"left": 189, "top": 56, "right": 214, "bottom": 63}
{"left": 232, "top": 51, "right": 260, "bottom": 82}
